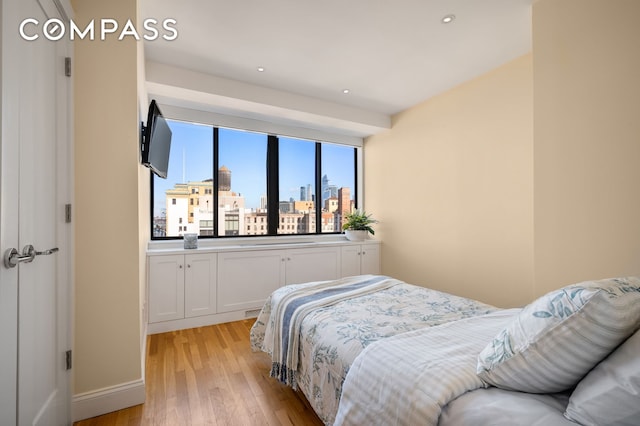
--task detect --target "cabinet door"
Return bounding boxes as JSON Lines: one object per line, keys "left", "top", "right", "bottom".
{"left": 360, "top": 244, "right": 381, "bottom": 275}
{"left": 148, "top": 255, "right": 185, "bottom": 323}
{"left": 184, "top": 253, "right": 217, "bottom": 318}
{"left": 340, "top": 245, "right": 362, "bottom": 277}
{"left": 286, "top": 247, "right": 340, "bottom": 285}
{"left": 217, "top": 250, "right": 285, "bottom": 313}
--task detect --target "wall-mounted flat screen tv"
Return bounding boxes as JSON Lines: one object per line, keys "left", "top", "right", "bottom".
{"left": 141, "top": 100, "right": 172, "bottom": 179}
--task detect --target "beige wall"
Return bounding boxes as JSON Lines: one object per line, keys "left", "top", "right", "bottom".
{"left": 136, "top": 0, "right": 151, "bottom": 373}
{"left": 365, "top": 54, "right": 534, "bottom": 308}
{"left": 532, "top": 0, "right": 640, "bottom": 294}
{"left": 365, "top": 0, "right": 640, "bottom": 307}
{"left": 73, "top": 0, "right": 142, "bottom": 395}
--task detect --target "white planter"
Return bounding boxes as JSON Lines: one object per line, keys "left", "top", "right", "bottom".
{"left": 344, "top": 230, "right": 368, "bottom": 241}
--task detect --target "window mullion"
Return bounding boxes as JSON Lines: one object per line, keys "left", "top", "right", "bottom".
{"left": 267, "top": 135, "right": 279, "bottom": 235}
{"left": 213, "top": 127, "right": 219, "bottom": 236}
{"left": 315, "top": 142, "right": 322, "bottom": 234}
{"left": 353, "top": 146, "right": 358, "bottom": 209}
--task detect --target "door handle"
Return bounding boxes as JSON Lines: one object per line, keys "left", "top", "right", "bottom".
{"left": 3, "top": 245, "right": 59, "bottom": 269}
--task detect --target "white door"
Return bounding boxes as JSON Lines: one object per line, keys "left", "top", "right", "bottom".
{"left": 217, "top": 250, "right": 285, "bottom": 313}
{"left": 340, "top": 245, "right": 363, "bottom": 277}
{"left": 360, "top": 244, "right": 381, "bottom": 275}
{"left": 0, "top": 0, "right": 72, "bottom": 424}
{"left": 185, "top": 253, "right": 217, "bottom": 318}
{"left": 285, "top": 247, "right": 340, "bottom": 285}
{"left": 148, "top": 255, "right": 185, "bottom": 322}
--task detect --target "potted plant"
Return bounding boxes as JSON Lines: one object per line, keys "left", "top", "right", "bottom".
{"left": 342, "top": 210, "right": 377, "bottom": 241}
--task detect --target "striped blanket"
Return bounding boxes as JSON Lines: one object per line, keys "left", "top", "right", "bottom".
{"left": 334, "top": 308, "right": 519, "bottom": 425}
{"left": 262, "top": 275, "right": 402, "bottom": 389}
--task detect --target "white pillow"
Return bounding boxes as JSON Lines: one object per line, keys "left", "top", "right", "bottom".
{"left": 477, "top": 277, "right": 640, "bottom": 393}
{"left": 564, "top": 330, "right": 640, "bottom": 425}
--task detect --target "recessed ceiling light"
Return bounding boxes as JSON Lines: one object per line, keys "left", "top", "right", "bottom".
{"left": 342, "top": 89, "right": 350, "bottom": 94}
{"left": 257, "top": 67, "right": 265, "bottom": 72}
{"left": 442, "top": 14, "right": 455, "bottom": 24}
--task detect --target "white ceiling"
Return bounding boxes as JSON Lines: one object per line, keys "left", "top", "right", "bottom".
{"left": 141, "top": 0, "right": 532, "bottom": 135}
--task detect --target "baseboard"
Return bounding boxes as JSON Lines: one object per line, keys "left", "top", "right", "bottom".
{"left": 147, "top": 309, "right": 258, "bottom": 334}
{"left": 72, "top": 378, "right": 145, "bottom": 422}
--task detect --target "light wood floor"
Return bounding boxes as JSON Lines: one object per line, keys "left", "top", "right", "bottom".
{"left": 74, "top": 319, "right": 324, "bottom": 426}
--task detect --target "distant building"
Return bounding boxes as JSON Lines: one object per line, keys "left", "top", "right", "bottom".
{"left": 164, "top": 166, "right": 245, "bottom": 236}
{"left": 321, "top": 211, "right": 337, "bottom": 232}
{"left": 294, "top": 200, "right": 314, "bottom": 213}
{"left": 278, "top": 212, "right": 306, "bottom": 234}
{"left": 324, "top": 197, "right": 338, "bottom": 213}
{"left": 163, "top": 169, "right": 351, "bottom": 236}
{"left": 321, "top": 174, "right": 337, "bottom": 207}
{"left": 244, "top": 211, "right": 268, "bottom": 235}
{"left": 300, "top": 183, "right": 313, "bottom": 202}
{"left": 165, "top": 183, "right": 193, "bottom": 236}
{"left": 152, "top": 215, "right": 166, "bottom": 237}
{"left": 218, "top": 165, "right": 231, "bottom": 191}
{"left": 338, "top": 187, "right": 352, "bottom": 229}
{"left": 279, "top": 201, "right": 294, "bottom": 213}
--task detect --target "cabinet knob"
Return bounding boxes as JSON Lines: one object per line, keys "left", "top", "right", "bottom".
{"left": 362, "top": 251, "right": 366, "bottom": 255}
{"left": 179, "top": 264, "right": 183, "bottom": 269}
{"left": 187, "top": 264, "right": 191, "bottom": 268}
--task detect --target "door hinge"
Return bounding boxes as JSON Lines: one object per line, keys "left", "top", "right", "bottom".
{"left": 65, "top": 350, "right": 72, "bottom": 370}
{"left": 65, "top": 204, "right": 72, "bottom": 223}
{"left": 64, "top": 57, "right": 71, "bottom": 77}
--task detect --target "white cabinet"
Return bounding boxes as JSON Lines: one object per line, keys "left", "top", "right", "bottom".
{"left": 148, "top": 255, "right": 184, "bottom": 323}
{"left": 285, "top": 247, "right": 341, "bottom": 285}
{"left": 217, "top": 246, "right": 341, "bottom": 313}
{"left": 184, "top": 253, "right": 217, "bottom": 318}
{"left": 147, "top": 239, "right": 380, "bottom": 332}
{"left": 148, "top": 253, "right": 217, "bottom": 323}
{"left": 217, "top": 250, "right": 285, "bottom": 313}
{"left": 341, "top": 243, "right": 380, "bottom": 277}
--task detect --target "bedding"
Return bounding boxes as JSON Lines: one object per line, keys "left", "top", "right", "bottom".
{"left": 250, "top": 274, "right": 497, "bottom": 424}
{"left": 564, "top": 329, "right": 640, "bottom": 425}
{"left": 477, "top": 277, "right": 640, "bottom": 393}
{"left": 334, "top": 309, "right": 519, "bottom": 425}
{"left": 439, "top": 388, "right": 575, "bottom": 426}
{"left": 262, "top": 275, "right": 402, "bottom": 389}
{"left": 250, "top": 274, "right": 640, "bottom": 425}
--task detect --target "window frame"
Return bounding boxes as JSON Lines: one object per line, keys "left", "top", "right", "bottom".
{"left": 149, "top": 107, "right": 363, "bottom": 241}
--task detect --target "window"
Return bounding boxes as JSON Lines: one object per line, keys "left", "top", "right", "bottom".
{"left": 151, "top": 119, "right": 357, "bottom": 239}
{"left": 322, "top": 143, "right": 356, "bottom": 232}
{"left": 218, "top": 128, "right": 267, "bottom": 236}
{"left": 152, "top": 120, "right": 213, "bottom": 237}
{"left": 279, "top": 137, "right": 315, "bottom": 235}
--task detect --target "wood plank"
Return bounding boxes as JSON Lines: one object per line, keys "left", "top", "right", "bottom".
{"left": 74, "top": 319, "right": 323, "bottom": 426}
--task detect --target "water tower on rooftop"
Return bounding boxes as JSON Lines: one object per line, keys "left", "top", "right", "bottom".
{"left": 218, "top": 165, "right": 231, "bottom": 191}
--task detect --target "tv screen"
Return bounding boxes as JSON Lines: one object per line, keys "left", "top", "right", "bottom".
{"left": 141, "top": 100, "right": 172, "bottom": 179}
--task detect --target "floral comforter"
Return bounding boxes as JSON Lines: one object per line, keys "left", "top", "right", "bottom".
{"left": 334, "top": 309, "right": 519, "bottom": 425}
{"left": 250, "top": 275, "right": 497, "bottom": 425}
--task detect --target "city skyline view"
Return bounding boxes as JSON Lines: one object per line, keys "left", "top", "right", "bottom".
{"left": 152, "top": 119, "right": 356, "bottom": 237}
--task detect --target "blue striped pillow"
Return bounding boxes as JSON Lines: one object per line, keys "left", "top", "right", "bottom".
{"left": 477, "top": 277, "right": 640, "bottom": 393}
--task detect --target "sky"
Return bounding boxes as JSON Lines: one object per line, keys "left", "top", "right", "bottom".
{"left": 152, "top": 119, "right": 355, "bottom": 216}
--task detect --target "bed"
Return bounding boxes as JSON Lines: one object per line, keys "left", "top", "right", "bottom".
{"left": 250, "top": 274, "right": 640, "bottom": 425}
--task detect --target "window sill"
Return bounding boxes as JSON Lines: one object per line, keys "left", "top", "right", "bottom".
{"left": 147, "top": 234, "right": 378, "bottom": 255}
